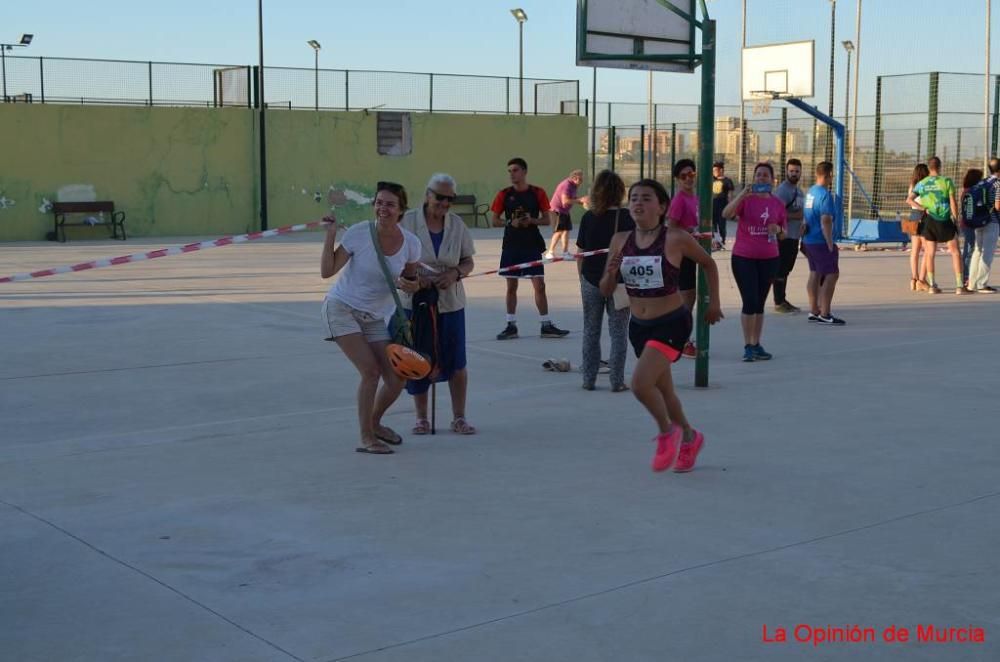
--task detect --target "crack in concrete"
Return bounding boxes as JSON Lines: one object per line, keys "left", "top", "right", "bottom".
{"left": 0, "top": 498, "right": 307, "bottom": 662}
{"left": 324, "top": 490, "right": 1000, "bottom": 661}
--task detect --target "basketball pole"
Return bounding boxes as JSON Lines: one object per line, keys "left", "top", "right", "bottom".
{"left": 694, "top": 16, "right": 716, "bottom": 388}
{"left": 787, "top": 98, "right": 845, "bottom": 234}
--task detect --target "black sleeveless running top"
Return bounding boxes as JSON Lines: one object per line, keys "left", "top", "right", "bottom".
{"left": 619, "top": 226, "right": 681, "bottom": 298}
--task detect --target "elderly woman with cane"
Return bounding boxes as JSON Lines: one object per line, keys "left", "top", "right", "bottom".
{"left": 399, "top": 173, "right": 477, "bottom": 435}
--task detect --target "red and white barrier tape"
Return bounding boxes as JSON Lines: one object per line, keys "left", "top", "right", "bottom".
{"left": 1, "top": 225, "right": 712, "bottom": 284}
{"left": 0, "top": 220, "right": 333, "bottom": 283}
{"left": 461, "top": 231, "right": 714, "bottom": 278}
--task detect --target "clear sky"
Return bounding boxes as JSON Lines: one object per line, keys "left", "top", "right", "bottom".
{"left": 3, "top": 0, "right": 998, "bottom": 114}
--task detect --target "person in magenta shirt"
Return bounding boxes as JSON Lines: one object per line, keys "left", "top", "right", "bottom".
{"left": 666, "top": 158, "right": 700, "bottom": 359}
{"left": 722, "top": 162, "right": 788, "bottom": 362}
{"left": 545, "top": 169, "right": 587, "bottom": 259}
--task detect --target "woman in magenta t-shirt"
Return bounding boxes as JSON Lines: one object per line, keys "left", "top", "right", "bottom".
{"left": 722, "top": 162, "right": 787, "bottom": 362}
{"left": 666, "top": 158, "right": 700, "bottom": 359}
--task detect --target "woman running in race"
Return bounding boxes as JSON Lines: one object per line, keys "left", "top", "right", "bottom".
{"left": 601, "top": 179, "right": 723, "bottom": 473}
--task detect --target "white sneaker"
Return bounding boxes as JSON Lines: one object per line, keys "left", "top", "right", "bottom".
{"left": 542, "top": 251, "right": 554, "bottom": 260}
{"left": 561, "top": 252, "right": 575, "bottom": 260}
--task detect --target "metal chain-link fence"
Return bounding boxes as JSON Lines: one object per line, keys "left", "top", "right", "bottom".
{"left": 587, "top": 73, "right": 999, "bottom": 224}
{"left": 1, "top": 55, "right": 579, "bottom": 115}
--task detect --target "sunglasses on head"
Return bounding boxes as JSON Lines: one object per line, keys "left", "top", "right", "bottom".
{"left": 427, "top": 189, "right": 456, "bottom": 202}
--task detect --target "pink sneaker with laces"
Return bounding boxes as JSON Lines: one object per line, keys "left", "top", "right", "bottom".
{"left": 673, "top": 429, "right": 705, "bottom": 473}
{"left": 652, "top": 425, "right": 682, "bottom": 472}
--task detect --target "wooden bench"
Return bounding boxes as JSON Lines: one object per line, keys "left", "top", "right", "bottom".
{"left": 52, "top": 201, "right": 127, "bottom": 242}
{"left": 451, "top": 195, "right": 491, "bottom": 228}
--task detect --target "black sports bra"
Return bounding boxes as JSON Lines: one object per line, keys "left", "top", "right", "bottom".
{"left": 619, "top": 226, "right": 681, "bottom": 298}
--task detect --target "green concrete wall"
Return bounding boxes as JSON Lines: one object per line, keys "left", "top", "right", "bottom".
{"left": 0, "top": 104, "right": 586, "bottom": 241}
{"left": 265, "top": 111, "right": 588, "bottom": 227}
{"left": 0, "top": 104, "right": 257, "bottom": 240}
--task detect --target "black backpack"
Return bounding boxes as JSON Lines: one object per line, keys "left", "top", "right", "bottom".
{"left": 961, "top": 178, "right": 994, "bottom": 229}
{"left": 409, "top": 287, "right": 440, "bottom": 380}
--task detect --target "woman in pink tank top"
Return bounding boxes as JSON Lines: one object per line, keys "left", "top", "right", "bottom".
{"left": 600, "top": 179, "right": 723, "bottom": 474}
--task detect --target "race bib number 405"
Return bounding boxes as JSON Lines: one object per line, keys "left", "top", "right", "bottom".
{"left": 621, "top": 255, "right": 664, "bottom": 290}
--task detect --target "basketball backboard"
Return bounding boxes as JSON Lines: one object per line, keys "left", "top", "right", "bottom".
{"left": 576, "top": 0, "right": 698, "bottom": 73}
{"left": 741, "top": 40, "right": 815, "bottom": 101}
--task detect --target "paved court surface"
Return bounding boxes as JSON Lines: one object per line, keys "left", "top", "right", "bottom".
{"left": 1, "top": 228, "right": 998, "bottom": 662}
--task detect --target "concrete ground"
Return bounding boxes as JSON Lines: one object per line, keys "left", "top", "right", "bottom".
{"left": 1, "top": 228, "right": 998, "bottom": 662}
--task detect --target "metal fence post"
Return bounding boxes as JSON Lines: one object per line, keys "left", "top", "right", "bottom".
{"left": 639, "top": 124, "right": 646, "bottom": 178}
{"left": 779, "top": 107, "right": 788, "bottom": 180}
{"left": 506, "top": 77, "right": 510, "bottom": 114}
{"left": 740, "top": 118, "right": 749, "bottom": 187}
{"left": 993, "top": 75, "right": 1000, "bottom": 156}
{"left": 670, "top": 123, "right": 677, "bottom": 195}
{"left": 148, "top": 61, "right": 153, "bottom": 106}
{"left": 39, "top": 57, "right": 45, "bottom": 103}
{"left": 429, "top": 73, "right": 433, "bottom": 113}
{"left": 871, "top": 76, "right": 884, "bottom": 218}
{"left": 955, "top": 128, "right": 962, "bottom": 179}
{"left": 927, "top": 72, "right": 939, "bottom": 159}
{"left": 246, "top": 67, "right": 252, "bottom": 108}
{"left": 345, "top": 70, "right": 349, "bottom": 111}
{"left": 609, "top": 125, "right": 616, "bottom": 173}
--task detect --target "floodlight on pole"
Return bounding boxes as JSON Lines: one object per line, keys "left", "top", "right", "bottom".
{"left": 307, "top": 40, "right": 321, "bottom": 111}
{"left": 510, "top": 8, "right": 527, "bottom": 115}
{"left": 1, "top": 32, "right": 33, "bottom": 102}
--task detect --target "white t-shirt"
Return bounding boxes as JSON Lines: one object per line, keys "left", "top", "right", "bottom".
{"left": 326, "top": 221, "right": 422, "bottom": 318}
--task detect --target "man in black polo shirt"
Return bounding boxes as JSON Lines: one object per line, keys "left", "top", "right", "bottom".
{"left": 490, "top": 157, "right": 570, "bottom": 340}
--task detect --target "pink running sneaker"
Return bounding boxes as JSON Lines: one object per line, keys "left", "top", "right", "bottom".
{"left": 652, "top": 425, "right": 682, "bottom": 472}
{"left": 673, "top": 429, "right": 705, "bottom": 473}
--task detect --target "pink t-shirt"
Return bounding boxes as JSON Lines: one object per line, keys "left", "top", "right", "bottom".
{"left": 668, "top": 190, "right": 699, "bottom": 231}
{"left": 732, "top": 195, "right": 787, "bottom": 260}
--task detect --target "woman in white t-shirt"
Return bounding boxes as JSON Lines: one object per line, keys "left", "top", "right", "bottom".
{"left": 321, "top": 182, "right": 423, "bottom": 455}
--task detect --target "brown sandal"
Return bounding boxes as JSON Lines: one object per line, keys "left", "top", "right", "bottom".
{"left": 412, "top": 419, "right": 431, "bottom": 435}
{"left": 356, "top": 441, "right": 394, "bottom": 454}
{"left": 450, "top": 417, "right": 477, "bottom": 435}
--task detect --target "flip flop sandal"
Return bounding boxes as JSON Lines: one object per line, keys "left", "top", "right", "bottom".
{"left": 412, "top": 419, "right": 431, "bottom": 435}
{"left": 356, "top": 442, "right": 394, "bottom": 454}
{"left": 374, "top": 426, "right": 403, "bottom": 445}
{"left": 450, "top": 417, "right": 477, "bottom": 435}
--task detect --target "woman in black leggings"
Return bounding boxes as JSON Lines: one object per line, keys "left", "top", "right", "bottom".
{"left": 722, "top": 163, "right": 788, "bottom": 362}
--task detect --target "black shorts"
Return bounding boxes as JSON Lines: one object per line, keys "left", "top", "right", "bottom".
{"left": 555, "top": 212, "right": 573, "bottom": 232}
{"left": 499, "top": 246, "right": 544, "bottom": 279}
{"left": 628, "top": 307, "right": 693, "bottom": 361}
{"left": 679, "top": 257, "right": 696, "bottom": 291}
{"left": 921, "top": 218, "right": 957, "bottom": 243}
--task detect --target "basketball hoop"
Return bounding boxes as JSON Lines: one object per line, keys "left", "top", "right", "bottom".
{"left": 750, "top": 91, "right": 773, "bottom": 116}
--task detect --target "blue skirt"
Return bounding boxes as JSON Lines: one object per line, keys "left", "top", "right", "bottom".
{"left": 403, "top": 308, "right": 467, "bottom": 395}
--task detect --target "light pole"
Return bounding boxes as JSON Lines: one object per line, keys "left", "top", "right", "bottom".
{"left": 257, "top": 1, "right": 268, "bottom": 231}
{"left": 842, "top": 40, "right": 854, "bottom": 132}
{"left": 307, "top": 40, "right": 321, "bottom": 111}
{"left": 826, "top": 0, "right": 836, "bottom": 162}
{"left": 510, "top": 8, "right": 527, "bottom": 115}
{"left": 1, "top": 33, "right": 33, "bottom": 102}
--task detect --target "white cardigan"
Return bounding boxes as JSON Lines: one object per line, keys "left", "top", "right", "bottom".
{"left": 399, "top": 206, "right": 476, "bottom": 313}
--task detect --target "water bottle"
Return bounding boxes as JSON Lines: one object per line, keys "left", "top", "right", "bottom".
{"left": 767, "top": 228, "right": 777, "bottom": 244}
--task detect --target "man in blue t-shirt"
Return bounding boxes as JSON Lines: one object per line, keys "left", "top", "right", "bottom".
{"left": 801, "top": 161, "right": 845, "bottom": 325}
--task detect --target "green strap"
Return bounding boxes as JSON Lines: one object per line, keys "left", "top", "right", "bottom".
{"left": 368, "top": 220, "right": 414, "bottom": 346}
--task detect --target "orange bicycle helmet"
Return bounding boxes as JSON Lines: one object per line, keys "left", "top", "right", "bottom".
{"left": 386, "top": 343, "right": 432, "bottom": 380}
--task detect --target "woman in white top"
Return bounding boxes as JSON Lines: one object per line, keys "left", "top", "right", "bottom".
{"left": 399, "top": 174, "right": 477, "bottom": 435}
{"left": 321, "top": 182, "right": 422, "bottom": 455}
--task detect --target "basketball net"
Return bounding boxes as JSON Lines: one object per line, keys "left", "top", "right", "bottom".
{"left": 750, "top": 92, "right": 772, "bottom": 116}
